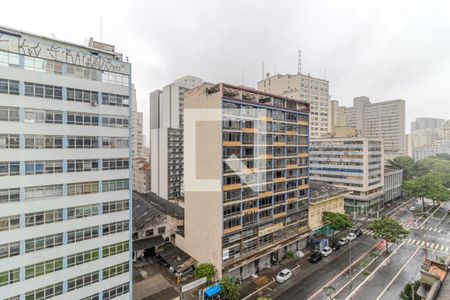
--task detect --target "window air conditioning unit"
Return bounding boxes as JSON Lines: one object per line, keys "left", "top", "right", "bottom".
{"left": 90, "top": 100, "right": 98, "bottom": 106}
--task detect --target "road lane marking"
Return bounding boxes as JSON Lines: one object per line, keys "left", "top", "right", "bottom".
{"left": 406, "top": 239, "right": 411, "bottom": 243}
{"left": 344, "top": 242, "right": 406, "bottom": 300}
{"left": 306, "top": 241, "right": 386, "bottom": 300}
{"left": 446, "top": 246, "right": 449, "bottom": 252}
{"left": 440, "top": 245, "right": 445, "bottom": 251}
{"left": 420, "top": 241, "right": 425, "bottom": 246}
{"left": 374, "top": 246, "right": 421, "bottom": 300}
{"left": 430, "top": 243, "right": 435, "bottom": 249}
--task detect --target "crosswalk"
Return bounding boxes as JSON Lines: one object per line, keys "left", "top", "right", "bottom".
{"left": 395, "top": 221, "right": 446, "bottom": 233}
{"left": 405, "top": 238, "right": 450, "bottom": 253}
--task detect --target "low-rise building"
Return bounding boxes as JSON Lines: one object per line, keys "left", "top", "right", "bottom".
{"left": 384, "top": 168, "right": 403, "bottom": 204}
{"left": 310, "top": 137, "right": 384, "bottom": 216}
{"left": 132, "top": 192, "right": 184, "bottom": 260}
{"left": 133, "top": 157, "right": 151, "bottom": 193}
{"left": 308, "top": 181, "right": 347, "bottom": 231}
{"left": 418, "top": 254, "right": 450, "bottom": 300}
{"left": 413, "top": 141, "right": 450, "bottom": 161}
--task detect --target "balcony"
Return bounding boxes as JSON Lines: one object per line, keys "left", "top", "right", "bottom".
{"left": 223, "top": 141, "right": 241, "bottom": 147}
{"left": 223, "top": 183, "right": 242, "bottom": 191}
{"left": 224, "top": 225, "right": 242, "bottom": 235}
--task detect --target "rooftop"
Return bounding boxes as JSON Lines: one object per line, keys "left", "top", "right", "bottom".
{"left": 309, "top": 181, "right": 349, "bottom": 202}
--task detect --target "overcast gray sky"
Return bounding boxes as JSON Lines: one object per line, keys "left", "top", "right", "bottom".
{"left": 3, "top": 0, "right": 450, "bottom": 142}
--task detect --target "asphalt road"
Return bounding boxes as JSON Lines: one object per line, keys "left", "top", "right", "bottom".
{"left": 267, "top": 202, "right": 450, "bottom": 300}
{"left": 269, "top": 234, "right": 380, "bottom": 300}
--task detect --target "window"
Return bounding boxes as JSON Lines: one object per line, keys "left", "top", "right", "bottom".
{"left": 0, "top": 241, "right": 20, "bottom": 259}
{"left": 102, "top": 137, "right": 129, "bottom": 148}
{"left": 102, "top": 179, "right": 129, "bottom": 192}
{"left": 102, "top": 92, "right": 129, "bottom": 106}
{"left": 158, "top": 227, "right": 166, "bottom": 235}
{"left": 66, "top": 88, "right": 98, "bottom": 103}
{"left": 67, "top": 136, "right": 99, "bottom": 148}
{"left": 67, "top": 112, "right": 99, "bottom": 126}
{"left": 67, "top": 204, "right": 99, "bottom": 220}
{"left": 24, "top": 109, "right": 62, "bottom": 124}
{"left": 25, "top": 209, "right": 63, "bottom": 227}
{"left": 102, "top": 262, "right": 129, "bottom": 280}
{"left": 80, "top": 294, "right": 99, "bottom": 300}
{"left": 25, "top": 135, "right": 62, "bottom": 149}
{"left": 67, "top": 65, "right": 101, "bottom": 81}
{"left": 103, "top": 115, "right": 129, "bottom": 128}
{"left": 25, "top": 184, "right": 63, "bottom": 200}
{"left": 0, "top": 134, "right": 19, "bottom": 149}
{"left": 67, "top": 248, "right": 99, "bottom": 267}
{"left": 102, "top": 220, "right": 129, "bottom": 236}
{"left": 0, "top": 215, "right": 20, "bottom": 231}
{"left": 24, "top": 56, "right": 46, "bottom": 72}
{"left": 25, "top": 233, "right": 63, "bottom": 253}
{"left": 0, "top": 268, "right": 19, "bottom": 287}
{"left": 102, "top": 72, "right": 129, "bottom": 87}
{"left": 67, "top": 181, "right": 99, "bottom": 196}
{"left": 67, "top": 159, "right": 99, "bottom": 172}
{"left": 25, "top": 257, "right": 63, "bottom": 279}
{"left": 0, "top": 106, "right": 19, "bottom": 122}
{"left": 25, "top": 282, "right": 63, "bottom": 300}
{"left": 102, "top": 241, "right": 129, "bottom": 258}
{"left": 67, "top": 271, "right": 99, "bottom": 291}
{"left": 24, "top": 82, "right": 62, "bottom": 100}
{"left": 103, "top": 283, "right": 130, "bottom": 300}
{"left": 0, "top": 50, "right": 19, "bottom": 67}
{"left": 0, "top": 78, "right": 19, "bottom": 95}
{"left": 0, "top": 161, "right": 19, "bottom": 176}
{"left": 146, "top": 229, "right": 154, "bottom": 236}
{"left": 67, "top": 226, "right": 99, "bottom": 244}
{"left": 102, "top": 200, "right": 129, "bottom": 214}
{"left": 25, "top": 160, "right": 63, "bottom": 175}
{"left": 102, "top": 158, "right": 129, "bottom": 170}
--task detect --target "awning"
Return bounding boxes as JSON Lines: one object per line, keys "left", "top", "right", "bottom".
{"left": 204, "top": 284, "right": 222, "bottom": 297}
{"left": 133, "top": 236, "right": 165, "bottom": 251}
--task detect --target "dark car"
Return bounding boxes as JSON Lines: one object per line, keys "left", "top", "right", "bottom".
{"left": 309, "top": 250, "right": 322, "bottom": 263}
{"left": 330, "top": 242, "right": 341, "bottom": 251}
{"left": 354, "top": 228, "right": 363, "bottom": 237}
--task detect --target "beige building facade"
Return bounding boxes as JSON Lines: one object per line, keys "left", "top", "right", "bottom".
{"left": 132, "top": 157, "right": 151, "bottom": 194}
{"left": 257, "top": 73, "right": 330, "bottom": 138}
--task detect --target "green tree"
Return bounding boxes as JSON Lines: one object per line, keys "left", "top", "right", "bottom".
{"left": 387, "top": 156, "right": 428, "bottom": 180}
{"left": 421, "top": 155, "right": 450, "bottom": 174}
{"left": 400, "top": 280, "right": 420, "bottom": 300}
{"left": 428, "top": 182, "right": 450, "bottom": 207}
{"left": 403, "top": 174, "right": 449, "bottom": 211}
{"left": 194, "top": 263, "right": 217, "bottom": 282}
{"left": 322, "top": 212, "right": 353, "bottom": 241}
{"left": 367, "top": 216, "right": 409, "bottom": 253}
{"left": 220, "top": 275, "right": 240, "bottom": 300}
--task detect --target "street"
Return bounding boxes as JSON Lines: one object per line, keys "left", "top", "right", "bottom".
{"left": 252, "top": 199, "right": 450, "bottom": 300}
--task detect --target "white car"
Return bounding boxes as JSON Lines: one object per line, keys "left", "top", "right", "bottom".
{"left": 276, "top": 268, "right": 292, "bottom": 283}
{"left": 347, "top": 233, "right": 357, "bottom": 241}
{"left": 337, "top": 237, "right": 349, "bottom": 246}
{"left": 321, "top": 246, "right": 333, "bottom": 257}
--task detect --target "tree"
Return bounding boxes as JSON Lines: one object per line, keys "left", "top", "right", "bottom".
{"left": 400, "top": 280, "right": 420, "bottom": 300}
{"left": 322, "top": 212, "right": 353, "bottom": 241}
{"left": 367, "top": 216, "right": 409, "bottom": 253}
{"left": 220, "top": 275, "right": 240, "bottom": 300}
{"left": 387, "top": 156, "right": 428, "bottom": 180}
{"left": 194, "top": 263, "right": 217, "bottom": 282}
{"left": 428, "top": 182, "right": 450, "bottom": 207}
{"left": 403, "top": 174, "right": 449, "bottom": 211}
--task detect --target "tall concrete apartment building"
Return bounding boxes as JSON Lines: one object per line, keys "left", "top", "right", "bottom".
{"left": 343, "top": 97, "right": 405, "bottom": 157}
{"left": 329, "top": 100, "right": 347, "bottom": 134}
{"left": 411, "top": 117, "right": 445, "bottom": 132}
{"left": 0, "top": 27, "right": 131, "bottom": 300}
{"left": 257, "top": 73, "right": 330, "bottom": 138}
{"left": 309, "top": 137, "right": 384, "bottom": 215}
{"left": 177, "top": 83, "right": 310, "bottom": 279}
{"left": 150, "top": 76, "right": 203, "bottom": 200}
{"left": 131, "top": 86, "right": 144, "bottom": 158}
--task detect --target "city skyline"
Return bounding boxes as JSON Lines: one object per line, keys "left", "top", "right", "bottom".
{"left": 2, "top": 0, "right": 450, "bottom": 143}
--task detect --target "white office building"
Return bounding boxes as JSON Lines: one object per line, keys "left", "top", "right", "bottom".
{"left": 309, "top": 137, "right": 384, "bottom": 216}
{"left": 150, "top": 76, "right": 203, "bottom": 200}
{"left": 257, "top": 73, "right": 330, "bottom": 138}
{"left": 0, "top": 27, "right": 131, "bottom": 300}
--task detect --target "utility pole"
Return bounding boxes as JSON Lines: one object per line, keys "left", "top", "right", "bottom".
{"left": 353, "top": 194, "right": 356, "bottom": 218}
{"left": 349, "top": 238, "right": 353, "bottom": 292}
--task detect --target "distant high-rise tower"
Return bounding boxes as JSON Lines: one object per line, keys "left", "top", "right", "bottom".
{"left": 150, "top": 76, "right": 203, "bottom": 200}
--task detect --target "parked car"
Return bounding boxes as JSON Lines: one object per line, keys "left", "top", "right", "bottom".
{"left": 309, "top": 250, "right": 322, "bottom": 263}
{"left": 354, "top": 228, "right": 363, "bottom": 237}
{"left": 321, "top": 246, "right": 333, "bottom": 257}
{"left": 347, "top": 232, "right": 357, "bottom": 241}
{"left": 330, "top": 241, "right": 341, "bottom": 251}
{"left": 337, "top": 238, "right": 349, "bottom": 246}
{"left": 276, "top": 268, "right": 292, "bottom": 283}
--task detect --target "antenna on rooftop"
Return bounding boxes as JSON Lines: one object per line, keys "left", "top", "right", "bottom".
{"left": 261, "top": 63, "right": 265, "bottom": 81}
{"left": 100, "top": 16, "right": 103, "bottom": 42}
{"left": 297, "top": 49, "right": 302, "bottom": 75}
